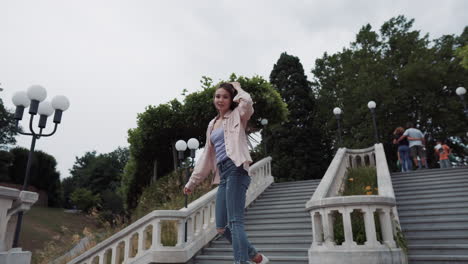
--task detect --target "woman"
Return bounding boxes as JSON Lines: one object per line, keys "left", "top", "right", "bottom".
{"left": 393, "top": 126, "right": 412, "bottom": 172}
{"left": 183, "top": 82, "right": 269, "bottom": 264}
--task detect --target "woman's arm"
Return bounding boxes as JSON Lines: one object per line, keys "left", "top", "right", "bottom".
{"left": 185, "top": 144, "right": 214, "bottom": 191}
{"left": 230, "top": 82, "right": 254, "bottom": 121}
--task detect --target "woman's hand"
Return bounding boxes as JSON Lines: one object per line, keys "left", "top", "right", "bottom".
{"left": 230, "top": 81, "right": 242, "bottom": 91}
{"left": 183, "top": 187, "right": 193, "bottom": 195}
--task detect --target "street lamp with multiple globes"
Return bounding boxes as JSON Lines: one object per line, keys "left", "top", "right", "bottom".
{"left": 367, "top": 101, "right": 379, "bottom": 143}
{"left": 175, "top": 138, "right": 199, "bottom": 242}
{"left": 455, "top": 87, "right": 467, "bottom": 117}
{"left": 333, "top": 107, "right": 343, "bottom": 147}
{"left": 11, "top": 85, "right": 70, "bottom": 248}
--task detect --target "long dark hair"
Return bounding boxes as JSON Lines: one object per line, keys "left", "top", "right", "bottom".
{"left": 216, "top": 83, "right": 238, "bottom": 110}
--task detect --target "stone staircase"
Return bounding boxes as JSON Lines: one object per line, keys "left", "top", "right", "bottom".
{"left": 192, "top": 179, "right": 320, "bottom": 264}
{"left": 392, "top": 167, "right": 468, "bottom": 264}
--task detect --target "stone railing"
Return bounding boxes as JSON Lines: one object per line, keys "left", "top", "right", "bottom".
{"left": 68, "top": 157, "right": 274, "bottom": 264}
{"left": 0, "top": 186, "right": 39, "bottom": 264}
{"left": 306, "top": 144, "right": 407, "bottom": 264}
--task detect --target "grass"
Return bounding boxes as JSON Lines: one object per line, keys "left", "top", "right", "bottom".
{"left": 342, "top": 167, "right": 378, "bottom": 196}
{"left": 20, "top": 206, "right": 102, "bottom": 264}
{"left": 332, "top": 167, "right": 381, "bottom": 245}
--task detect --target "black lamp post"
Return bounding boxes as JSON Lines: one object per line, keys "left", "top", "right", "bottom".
{"left": 261, "top": 118, "right": 268, "bottom": 154}
{"left": 456, "top": 87, "right": 467, "bottom": 118}
{"left": 333, "top": 107, "right": 343, "bottom": 147}
{"left": 367, "top": 101, "right": 379, "bottom": 143}
{"left": 11, "top": 85, "right": 70, "bottom": 248}
{"left": 175, "top": 138, "right": 199, "bottom": 242}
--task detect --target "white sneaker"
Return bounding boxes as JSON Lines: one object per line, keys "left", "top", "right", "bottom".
{"left": 253, "top": 254, "right": 269, "bottom": 264}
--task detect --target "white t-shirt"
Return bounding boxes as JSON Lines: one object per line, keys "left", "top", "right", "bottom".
{"left": 403, "top": 128, "right": 424, "bottom": 147}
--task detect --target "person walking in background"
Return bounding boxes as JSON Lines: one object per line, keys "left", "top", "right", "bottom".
{"left": 399, "top": 122, "right": 428, "bottom": 169}
{"left": 434, "top": 139, "right": 452, "bottom": 168}
{"left": 183, "top": 82, "right": 269, "bottom": 264}
{"left": 393, "top": 126, "right": 412, "bottom": 172}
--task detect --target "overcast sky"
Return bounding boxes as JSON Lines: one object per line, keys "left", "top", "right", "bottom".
{"left": 1, "top": 0, "right": 467, "bottom": 179}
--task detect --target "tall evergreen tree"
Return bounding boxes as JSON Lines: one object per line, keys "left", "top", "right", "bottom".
{"left": 265, "top": 52, "right": 325, "bottom": 181}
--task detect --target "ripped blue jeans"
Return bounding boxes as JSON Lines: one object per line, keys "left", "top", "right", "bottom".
{"left": 216, "top": 158, "right": 258, "bottom": 263}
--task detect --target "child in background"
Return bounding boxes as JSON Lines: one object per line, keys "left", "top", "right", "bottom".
{"left": 434, "top": 140, "right": 452, "bottom": 169}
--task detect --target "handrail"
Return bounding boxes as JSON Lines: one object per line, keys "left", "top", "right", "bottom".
{"left": 305, "top": 144, "right": 407, "bottom": 264}
{"left": 68, "top": 157, "right": 274, "bottom": 264}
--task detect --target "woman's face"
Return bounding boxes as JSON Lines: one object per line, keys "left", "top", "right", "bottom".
{"left": 214, "top": 88, "right": 232, "bottom": 113}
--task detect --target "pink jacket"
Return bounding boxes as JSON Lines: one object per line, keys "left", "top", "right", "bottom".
{"left": 185, "top": 88, "right": 254, "bottom": 191}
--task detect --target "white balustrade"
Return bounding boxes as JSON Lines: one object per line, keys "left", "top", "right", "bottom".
{"left": 68, "top": 157, "right": 274, "bottom": 264}
{"left": 0, "top": 187, "right": 38, "bottom": 264}
{"left": 306, "top": 144, "right": 407, "bottom": 264}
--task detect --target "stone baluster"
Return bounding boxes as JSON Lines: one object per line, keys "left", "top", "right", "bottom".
{"left": 340, "top": 208, "right": 356, "bottom": 248}
{"left": 186, "top": 216, "right": 194, "bottom": 243}
{"left": 379, "top": 208, "right": 396, "bottom": 247}
{"left": 311, "top": 211, "right": 323, "bottom": 246}
{"left": 322, "top": 209, "right": 335, "bottom": 246}
{"left": 203, "top": 206, "right": 210, "bottom": 230}
{"left": 151, "top": 219, "right": 162, "bottom": 250}
{"left": 176, "top": 219, "right": 185, "bottom": 247}
{"left": 137, "top": 228, "right": 145, "bottom": 255}
{"left": 363, "top": 207, "right": 379, "bottom": 247}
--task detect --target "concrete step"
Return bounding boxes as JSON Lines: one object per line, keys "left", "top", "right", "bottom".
{"left": 201, "top": 247, "right": 308, "bottom": 257}
{"left": 392, "top": 174, "right": 468, "bottom": 185}
{"left": 245, "top": 211, "right": 309, "bottom": 220}
{"left": 395, "top": 192, "right": 468, "bottom": 201}
{"left": 405, "top": 234, "right": 468, "bottom": 245}
{"left": 391, "top": 168, "right": 468, "bottom": 178}
{"left": 397, "top": 204, "right": 468, "bottom": 214}
{"left": 249, "top": 202, "right": 306, "bottom": 211}
{"left": 398, "top": 208, "right": 468, "bottom": 218}
{"left": 210, "top": 239, "right": 311, "bottom": 249}
{"left": 408, "top": 244, "right": 468, "bottom": 255}
{"left": 270, "top": 179, "right": 321, "bottom": 187}
{"left": 401, "top": 219, "right": 468, "bottom": 229}
{"left": 194, "top": 255, "right": 308, "bottom": 264}
{"left": 396, "top": 196, "right": 468, "bottom": 206}
{"left": 394, "top": 186, "right": 468, "bottom": 196}
{"left": 392, "top": 169, "right": 468, "bottom": 181}
{"left": 396, "top": 190, "right": 468, "bottom": 203}
{"left": 408, "top": 254, "right": 468, "bottom": 263}
{"left": 267, "top": 185, "right": 318, "bottom": 193}
{"left": 260, "top": 189, "right": 315, "bottom": 196}
{"left": 393, "top": 178, "right": 468, "bottom": 190}
{"left": 253, "top": 195, "right": 311, "bottom": 203}
{"left": 393, "top": 182, "right": 468, "bottom": 193}
{"left": 257, "top": 192, "right": 312, "bottom": 200}
{"left": 400, "top": 216, "right": 468, "bottom": 225}
{"left": 252, "top": 198, "right": 309, "bottom": 207}
{"left": 246, "top": 231, "right": 312, "bottom": 238}
{"left": 246, "top": 218, "right": 310, "bottom": 225}
{"left": 245, "top": 223, "right": 312, "bottom": 232}
{"left": 246, "top": 207, "right": 308, "bottom": 216}
{"left": 403, "top": 226, "right": 468, "bottom": 236}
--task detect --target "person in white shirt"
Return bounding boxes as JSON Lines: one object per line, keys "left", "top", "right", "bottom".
{"left": 398, "top": 122, "right": 428, "bottom": 169}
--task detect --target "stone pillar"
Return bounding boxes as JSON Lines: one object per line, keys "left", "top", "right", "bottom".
{"left": 380, "top": 208, "right": 396, "bottom": 247}
{"left": 151, "top": 220, "right": 162, "bottom": 250}
{"left": 363, "top": 207, "right": 379, "bottom": 247}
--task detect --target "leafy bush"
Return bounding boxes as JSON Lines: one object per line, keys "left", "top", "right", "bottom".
{"left": 70, "top": 188, "right": 101, "bottom": 213}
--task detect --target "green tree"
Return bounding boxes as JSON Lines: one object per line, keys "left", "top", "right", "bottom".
{"left": 312, "top": 16, "right": 468, "bottom": 169}
{"left": 65, "top": 147, "right": 129, "bottom": 211}
{"left": 124, "top": 74, "right": 288, "bottom": 210}
{"left": 264, "top": 52, "right": 325, "bottom": 181}
{"left": 0, "top": 98, "right": 17, "bottom": 147}
{"left": 8, "top": 147, "right": 62, "bottom": 206}
{"left": 70, "top": 188, "right": 101, "bottom": 213}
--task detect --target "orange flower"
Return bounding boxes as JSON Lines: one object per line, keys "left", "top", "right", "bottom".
{"left": 366, "top": 191, "right": 373, "bottom": 195}
{"left": 348, "top": 178, "right": 354, "bottom": 182}
{"left": 365, "top": 186, "right": 372, "bottom": 191}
